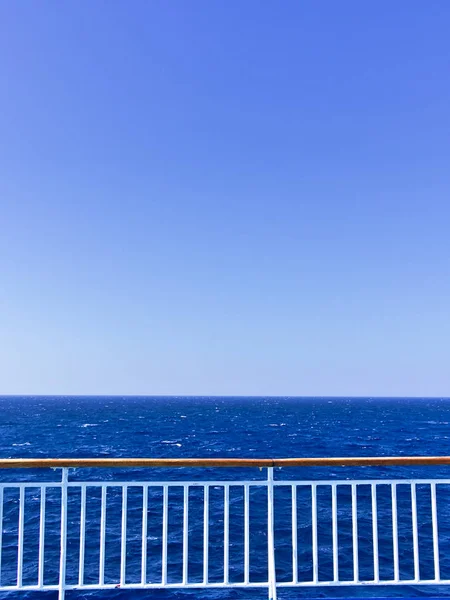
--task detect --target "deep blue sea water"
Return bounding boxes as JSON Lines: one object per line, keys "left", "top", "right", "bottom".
{"left": 1, "top": 396, "right": 450, "bottom": 600}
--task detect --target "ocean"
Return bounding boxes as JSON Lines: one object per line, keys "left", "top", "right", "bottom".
{"left": 1, "top": 396, "right": 450, "bottom": 599}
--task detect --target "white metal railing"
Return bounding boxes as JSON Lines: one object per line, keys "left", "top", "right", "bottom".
{"left": 1, "top": 458, "right": 450, "bottom": 598}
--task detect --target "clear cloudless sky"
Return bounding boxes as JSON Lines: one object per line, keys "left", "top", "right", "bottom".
{"left": 1, "top": 1, "right": 449, "bottom": 397}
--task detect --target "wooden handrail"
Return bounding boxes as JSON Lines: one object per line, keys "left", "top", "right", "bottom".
{"left": 0, "top": 456, "right": 449, "bottom": 469}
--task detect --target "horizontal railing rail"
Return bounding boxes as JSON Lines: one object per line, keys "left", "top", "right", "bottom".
{"left": 1, "top": 458, "right": 450, "bottom": 600}
{"left": 1, "top": 455, "right": 450, "bottom": 468}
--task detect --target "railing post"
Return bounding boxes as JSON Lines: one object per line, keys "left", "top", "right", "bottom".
{"left": 267, "top": 467, "right": 277, "bottom": 600}
{"left": 59, "top": 468, "right": 68, "bottom": 600}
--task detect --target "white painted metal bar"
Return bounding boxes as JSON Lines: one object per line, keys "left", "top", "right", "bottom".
{"left": 352, "top": 484, "right": 358, "bottom": 583}
{"left": 267, "top": 468, "right": 277, "bottom": 600}
{"left": 224, "top": 485, "right": 229, "bottom": 584}
{"left": 411, "top": 483, "right": 420, "bottom": 581}
{"left": 120, "top": 485, "right": 128, "bottom": 586}
{"left": 0, "top": 487, "right": 3, "bottom": 586}
{"left": 332, "top": 484, "right": 338, "bottom": 582}
{"left": 54, "top": 476, "right": 450, "bottom": 488}
{"left": 65, "top": 480, "right": 269, "bottom": 489}
{"left": 12, "top": 579, "right": 450, "bottom": 592}
{"left": 0, "top": 479, "right": 253, "bottom": 489}
{"left": 244, "top": 484, "right": 250, "bottom": 584}
{"left": 0, "top": 483, "right": 65, "bottom": 489}
{"left": 141, "top": 485, "right": 148, "bottom": 585}
{"left": 0, "top": 481, "right": 259, "bottom": 490}
{"left": 17, "top": 487, "right": 25, "bottom": 588}
{"left": 371, "top": 484, "right": 379, "bottom": 582}
{"left": 11, "top": 578, "right": 450, "bottom": 591}
{"left": 99, "top": 486, "right": 107, "bottom": 586}
{"left": 203, "top": 485, "right": 209, "bottom": 585}
{"left": 183, "top": 485, "right": 189, "bottom": 585}
{"left": 0, "top": 476, "right": 446, "bottom": 489}
{"left": 38, "top": 487, "right": 46, "bottom": 588}
{"left": 58, "top": 469, "right": 68, "bottom": 600}
{"left": 291, "top": 485, "right": 298, "bottom": 584}
{"left": 311, "top": 484, "right": 318, "bottom": 584}
{"left": 273, "top": 477, "right": 450, "bottom": 486}
{"left": 276, "top": 579, "right": 450, "bottom": 587}
{"left": 79, "top": 486, "right": 86, "bottom": 586}
{"left": 162, "top": 486, "right": 168, "bottom": 585}
{"left": 431, "top": 482, "right": 440, "bottom": 581}
{"left": 392, "top": 483, "right": 399, "bottom": 582}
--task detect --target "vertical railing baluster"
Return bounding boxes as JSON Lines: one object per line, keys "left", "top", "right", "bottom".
{"left": 58, "top": 469, "right": 68, "bottom": 600}
{"left": 267, "top": 468, "right": 277, "bottom": 600}
{"left": 312, "top": 484, "right": 318, "bottom": 584}
{"left": 352, "top": 484, "right": 358, "bottom": 583}
{"left": 38, "top": 487, "right": 46, "bottom": 588}
{"left": 332, "top": 484, "right": 338, "bottom": 582}
{"left": 120, "top": 486, "right": 128, "bottom": 586}
{"left": 244, "top": 484, "right": 250, "bottom": 585}
{"left": 411, "top": 483, "right": 419, "bottom": 581}
{"left": 203, "top": 485, "right": 209, "bottom": 585}
{"left": 17, "top": 487, "right": 25, "bottom": 588}
{"left": 79, "top": 486, "right": 86, "bottom": 586}
{"left": 0, "top": 487, "right": 4, "bottom": 586}
{"left": 224, "top": 485, "right": 229, "bottom": 584}
{"left": 431, "top": 483, "right": 440, "bottom": 581}
{"left": 0, "top": 486, "right": 3, "bottom": 585}
{"left": 183, "top": 486, "right": 189, "bottom": 585}
{"left": 162, "top": 486, "right": 168, "bottom": 585}
{"left": 372, "top": 484, "right": 379, "bottom": 582}
{"left": 141, "top": 485, "right": 148, "bottom": 586}
{"left": 99, "top": 486, "right": 107, "bottom": 586}
{"left": 392, "top": 483, "right": 399, "bottom": 582}
{"left": 292, "top": 485, "right": 298, "bottom": 584}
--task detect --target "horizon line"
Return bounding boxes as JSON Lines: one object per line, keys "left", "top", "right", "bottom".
{"left": 0, "top": 394, "right": 449, "bottom": 400}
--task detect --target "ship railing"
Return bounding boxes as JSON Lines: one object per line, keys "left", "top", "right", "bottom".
{"left": 1, "top": 456, "right": 450, "bottom": 599}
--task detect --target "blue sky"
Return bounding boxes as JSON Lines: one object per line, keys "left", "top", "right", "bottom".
{"left": 1, "top": 1, "right": 449, "bottom": 396}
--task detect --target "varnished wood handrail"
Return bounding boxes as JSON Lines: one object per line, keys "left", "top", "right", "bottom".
{"left": 0, "top": 456, "right": 449, "bottom": 469}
